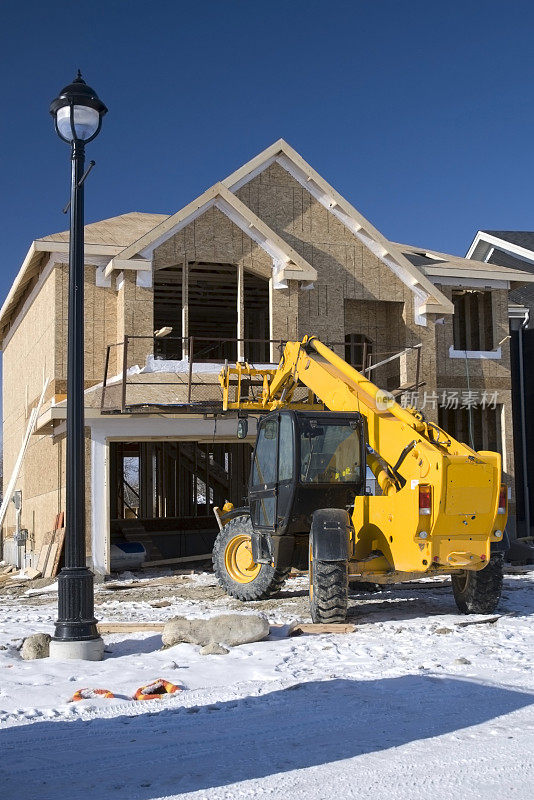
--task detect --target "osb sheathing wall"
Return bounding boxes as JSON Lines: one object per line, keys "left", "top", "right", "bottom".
{"left": 115, "top": 270, "right": 153, "bottom": 371}
{"left": 235, "top": 162, "right": 439, "bottom": 398}
{"left": 2, "top": 265, "right": 59, "bottom": 551}
{"left": 55, "top": 262, "right": 119, "bottom": 386}
{"left": 2, "top": 261, "right": 113, "bottom": 556}
{"left": 233, "top": 162, "right": 514, "bottom": 487}
{"left": 153, "top": 206, "right": 274, "bottom": 282}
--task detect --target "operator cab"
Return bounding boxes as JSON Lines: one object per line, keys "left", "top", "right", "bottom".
{"left": 249, "top": 410, "right": 366, "bottom": 547}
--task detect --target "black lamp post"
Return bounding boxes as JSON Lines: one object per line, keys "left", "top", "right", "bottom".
{"left": 49, "top": 72, "right": 107, "bottom": 660}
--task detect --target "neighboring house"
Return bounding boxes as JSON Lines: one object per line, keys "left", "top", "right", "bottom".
{"left": 467, "top": 230, "right": 534, "bottom": 321}
{"left": 2, "top": 140, "right": 533, "bottom": 573}
{"left": 467, "top": 230, "right": 534, "bottom": 538}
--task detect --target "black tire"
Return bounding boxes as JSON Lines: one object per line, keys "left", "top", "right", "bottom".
{"left": 309, "top": 545, "right": 348, "bottom": 623}
{"left": 213, "top": 515, "right": 290, "bottom": 601}
{"left": 451, "top": 554, "right": 504, "bottom": 614}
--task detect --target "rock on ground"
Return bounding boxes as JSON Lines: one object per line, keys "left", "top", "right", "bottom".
{"left": 21, "top": 633, "right": 51, "bottom": 660}
{"left": 200, "top": 642, "right": 230, "bottom": 655}
{"left": 162, "top": 614, "right": 270, "bottom": 648}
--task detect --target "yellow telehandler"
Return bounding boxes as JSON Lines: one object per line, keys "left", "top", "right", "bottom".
{"left": 212, "top": 336, "right": 508, "bottom": 622}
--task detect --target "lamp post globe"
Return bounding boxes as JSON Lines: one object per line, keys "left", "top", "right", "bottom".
{"left": 48, "top": 73, "right": 107, "bottom": 661}
{"left": 50, "top": 71, "right": 107, "bottom": 143}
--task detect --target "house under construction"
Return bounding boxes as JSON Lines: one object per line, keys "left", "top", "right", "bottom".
{"left": 2, "top": 140, "right": 533, "bottom": 572}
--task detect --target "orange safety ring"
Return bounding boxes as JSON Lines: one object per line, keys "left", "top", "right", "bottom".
{"left": 70, "top": 688, "right": 115, "bottom": 702}
{"left": 133, "top": 679, "right": 181, "bottom": 701}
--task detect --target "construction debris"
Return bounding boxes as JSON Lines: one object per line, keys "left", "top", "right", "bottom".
{"left": 288, "top": 622, "right": 357, "bottom": 636}
{"left": 70, "top": 688, "right": 115, "bottom": 701}
{"left": 133, "top": 679, "right": 181, "bottom": 700}
{"left": 456, "top": 615, "right": 503, "bottom": 628}
{"left": 97, "top": 622, "right": 165, "bottom": 634}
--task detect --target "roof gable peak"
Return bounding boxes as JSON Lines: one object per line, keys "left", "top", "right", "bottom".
{"left": 107, "top": 182, "right": 316, "bottom": 283}
{"left": 223, "top": 140, "right": 453, "bottom": 320}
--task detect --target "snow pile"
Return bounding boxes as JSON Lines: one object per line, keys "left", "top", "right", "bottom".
{"left": 1, "top": 571, "right": 533, "bottom": 799}
{"left": 137, "top": 355, "right": 278, "bottom": 375}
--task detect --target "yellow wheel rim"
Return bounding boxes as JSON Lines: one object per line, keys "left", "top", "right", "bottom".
{"left": 224, "top": 534, "right": 261, "bottom": 584}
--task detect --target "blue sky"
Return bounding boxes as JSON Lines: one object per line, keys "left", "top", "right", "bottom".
{"left": 2, "top": 0, "right": 534, "bottom": 305}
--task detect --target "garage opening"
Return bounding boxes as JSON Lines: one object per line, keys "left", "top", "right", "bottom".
{"left": 109, "top": 441, "right": 252, "bottom": 565}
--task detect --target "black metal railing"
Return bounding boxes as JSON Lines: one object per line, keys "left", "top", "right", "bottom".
{"left": 100, "top": 335, "right": 423, "bottom": 414}
{"left": 101, "top": 336, "right": 286, "bottom": 413}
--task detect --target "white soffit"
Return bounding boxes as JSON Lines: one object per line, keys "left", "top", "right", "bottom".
{"left": 222, "top": 139, "right": 454, "bottom": 319}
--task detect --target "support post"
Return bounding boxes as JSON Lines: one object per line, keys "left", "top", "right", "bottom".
{"left": 121, "top": 336, "right": 129, "bottom": 413}
{"left": 237, "top": 263, "right": 244, "bottom": 361}
{"left": 182, "top": 257, "right": 189, "bottom": 358}
{"left": 188, "top": 336, "right": 194, "bottom": 404}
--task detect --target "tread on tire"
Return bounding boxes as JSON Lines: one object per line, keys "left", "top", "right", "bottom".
{"left": 309, "top": 552, "right": 348, "bottom": 624}
{"left": 451, "top": 553, "right": 504, "bottom": 614}
{"left": 213, "top": 515, "right": 290, "bottom": 601}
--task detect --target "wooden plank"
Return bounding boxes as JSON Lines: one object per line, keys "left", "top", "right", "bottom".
{"left": 143, "top": 553, "right": 213, "bottom": 567}
{"left": 36, "top": 531, "right": 54, "bottom": 574}
{"left": 36, "top": 547, "right": 49, "bottom": 575}
{"left": 288, "top": 622, "right": 356, "bottom": 636}
{"left": 23, "top": 567, "right": 42, "bottom": 580}
{"left": 456, "top": 615, "right": 505, "bottom": 628}
{"left": 504, "top": 565, "right": 534, "bottom": 574}
{"left": 97, "top": 622, "right": 165, "bottom": 634}
{"left": 43, "top": 542, "right": 58, "bottom": 578}
{"left": 49, "top": 528, "right": 65, "bottom": 577}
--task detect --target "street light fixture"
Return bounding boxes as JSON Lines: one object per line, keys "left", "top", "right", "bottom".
{"left": 49, "top": 72, "right": 107, "bottom": 661}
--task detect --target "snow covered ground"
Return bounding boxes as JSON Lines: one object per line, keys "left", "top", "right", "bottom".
{"left": 0, "top": 570, "right": 533, "bottom": 800}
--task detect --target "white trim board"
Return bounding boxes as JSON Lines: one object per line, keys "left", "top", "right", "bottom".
{"left": 430, "top": 276, "right": 510, "bottom": 290}
{"left": 448, "top": 346, "right": 502, "bottom": 360}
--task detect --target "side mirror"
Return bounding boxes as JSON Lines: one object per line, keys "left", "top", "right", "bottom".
{"left": 237, "top": 418, "right": 249, "bottom": 439}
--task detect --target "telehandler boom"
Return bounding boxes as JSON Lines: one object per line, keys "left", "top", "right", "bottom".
{"left": 212, "top": 336, "right": 508, "bottom": 622}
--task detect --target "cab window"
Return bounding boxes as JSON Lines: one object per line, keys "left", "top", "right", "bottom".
{"left": 278, "top": 414, "right": 294, "bottom": 482}
{"left": 299, "top": 419, "right": 361, "bottom": 484}
{"left": 251, "top": 418, "right": 278, "bottom": 486}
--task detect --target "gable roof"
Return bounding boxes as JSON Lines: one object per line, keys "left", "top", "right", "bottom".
{"left": 486, "top": 248, "right": 534, "bottom": 275}
{"left": 482, "top": 230, "right": 534, "bottom": 251}
{"left": 109, "top": 182, "right": 317, "bottom": 282}
{"left": 0, "top": 213, "right": 170, "bottom": 345}
{"left": 467, "top": 229, "right": 534, "bottom": 266}
{"left": 396, "top": 242, "right": 534, "bottom": 286}
{"left": 221, "top": 139, "right": 454, "bottom": 318}
{"left": 40, "top": 212, "right": 169, "bottom": 248}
